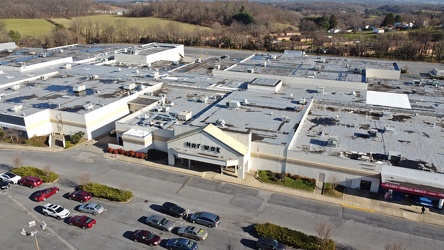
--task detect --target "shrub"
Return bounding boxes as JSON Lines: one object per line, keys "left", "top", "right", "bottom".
{"left": 11, "top": 166, "right": 59, "bottom": 183}
{"left": 255, "top": 223, "right": 335, "bottom": 250}
{"left": 80, "top": 182, "right": 133, "bottom": 202}
{"left": 70, "top": 131, "right": 85, "bottom": 144}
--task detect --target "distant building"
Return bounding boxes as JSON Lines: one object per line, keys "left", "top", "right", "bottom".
{"left": 373, "top": 28, "right": 385, "bottom": 34}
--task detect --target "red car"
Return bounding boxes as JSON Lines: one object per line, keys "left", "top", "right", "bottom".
{"left": 18, "top": 176, "right": 42, "bottom": 189}
{"left": 33, "top": 187, "right": 59, "bottom": 202}
{"left": 67, "top": 190, "right": 92, "bottom": 202}
{"left": 131, "top": 230, "right": 161, "bottom": 246}
{"left": 68, "top": 215, "right": 96, "bottom": 229}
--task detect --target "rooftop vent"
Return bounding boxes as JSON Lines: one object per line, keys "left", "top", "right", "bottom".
{"left": 9, "top": 84, "right": 20, "bottom": 91}
{"left": 216, "top": 119, "right": 226, "bottom": 127}
{"left": 73, "top": 85, "right": 86, "bottom": 92}
{"left": 124, "top": 83, "right": 136, "bottom": 90}
{"left": 90, "top": 75, "right": 99, "bottom": 80}
{"left": 83, "top": 103, "right": 94, "bottom": 110}
{"left": 10, "top": 105, "right": 23, "bottom": 112}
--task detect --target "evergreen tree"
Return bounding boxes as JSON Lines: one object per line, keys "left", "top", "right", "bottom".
{"left": 381, "top": 13, "right": 395, "bottom": 27}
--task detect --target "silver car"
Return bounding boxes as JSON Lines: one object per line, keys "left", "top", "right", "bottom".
{"left": 146, "top": 215, "right": 175, "bottom": 231}
{"left": 78, "top": 202, "right": 104, "bottom": 215}
{"left": 177, "top": 226, "right": 208, "bottom": 241}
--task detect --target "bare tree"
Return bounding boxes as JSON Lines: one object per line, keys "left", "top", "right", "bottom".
{"left": 78, "top": 172, "right": 91, "bottom": 186}
{"left": 329, "top": 174, "right": 340, "bottom": 190}
{"left": 385, "top": 242, "right": 407, "bottom": 250}
{"left": 43, "top": 165, "right": 52, "bottom": 177}
{"left": 315, "top": 220, "right": 334, "bottom": 250}
{"left": 12, "top": 156, "right": 23, "bottom": 169}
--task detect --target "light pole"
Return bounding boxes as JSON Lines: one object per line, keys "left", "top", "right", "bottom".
{"left": 21, "top": 220, "right": 46, "bottom": 250}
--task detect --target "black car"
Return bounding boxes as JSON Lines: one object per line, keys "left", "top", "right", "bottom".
{"left": 256, "top": 237, "right": 286, "bottom": 250}
{"left": 0, "top": 178, "right": 10, "bottom": 189}
{"left": 161, "top": 202, "right": 186, "bottom": 218}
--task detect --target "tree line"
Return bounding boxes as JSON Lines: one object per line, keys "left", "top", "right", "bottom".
{"left": 1, "top": 0, "right": 444, "bottom": 62}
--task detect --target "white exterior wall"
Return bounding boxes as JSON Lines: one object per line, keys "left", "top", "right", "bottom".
{"left": 250, "top": 142, "right": 286, "bottom": 173}
{"left": 115, "top": 54, "right": 148, "bottom": 64}
{"left": 152, "top": 129, "right": 174, "bottom": 152}
{"left": 366, "top": 68, "right": 400, "bottom": 80}
{"left": 214, "top": 70, "right": 368, "bottom": 90}
{"left": 122, "top": 133, "right": 153, "bottom": 152}
{"left": 20, "top": 57, "right": 73, "bottom": 72}
{"left": 288, "top": 99, "right": 314, "bottom": 148}
{"left": 24, "top": 110, "right": 53, "bottom": 137}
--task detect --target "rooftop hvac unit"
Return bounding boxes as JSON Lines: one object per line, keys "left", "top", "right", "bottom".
{"left": 10, "top": 105, "right": 23, "bottom": 112}
{"left": 90, "top": 75, "right": 99, "bottom": 80}
{"left": 10, "top": 84, "right": 20, "bottom": 91}
{"left": 226, "top": 100, "right": 240, "bottom": 108}
{"left": 261, "top": 62, "right": 267, "bottom": 67}
{"left": 282, "top": 116, "right": 290, "bottom": 122}
{"left": 124, "top": 83, "right": 136, "bottom": 90}
{"left": 270, "top": 55, "right": 277, "bottom": 59}
{"left": 178, "top": 110, "right": 192, "bottom": 121}
{"left": 64, "top": 64, "right": 72, "bottom": 69}
{"left": 216, "top": 119, "right": 226, "bottom": 127}
{"left": 40, "top": 75, "right": 48, "bottom": 80}
{"left": 246, "top": 69, "right": 255, "bottom": 73}
{"left": 214, "top": 65, "right": 221, "bottom": 70}
{"left": 73, "top": 85, "right": 86, "bottom": 92}
{"left": 327, "top": 136, "right": 338, "bottom": 147}
{"left": 299, "top": 98, "right": 307, "bottom": 105}
{"left": 83, "top": 103, "right": 94, "bottom": 110}
{"left": 195, "top": 58, "right": 202, "bottom": 63}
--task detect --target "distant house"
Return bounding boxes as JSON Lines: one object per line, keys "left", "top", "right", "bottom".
{"left": 328, "top": 28, "right": 341, "bottom": 34}
{"left": 373, "top": 28, "right": 385, "bottom": 34}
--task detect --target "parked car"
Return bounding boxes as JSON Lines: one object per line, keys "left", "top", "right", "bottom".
{"left": 0, "top": 179, "right": 10, "bottom": 189}
{"left": 78, "top": 202, "right": 104, "bottom": 215}
{"left": 18, "top": 176, "right": 42, "bottom": 188}
{"left": 33, "top": 187, "right": 59, "bottom": 202}
{"left": 177, "top": 226, "right": 208, "bottom": 241}
{"left": 67, "top": 190, "right": 92, "bottom": 202}
{"left": 0, "top": 172, "right": 22, "bottom": 184}
{"left": 68, "top": 215, "right": 96, "bottom": 229}
{"left": 162, "top": 202, "right": 186, "bottom": 218}
{"left": 145, "top": 215, "right": 175, "bottom": 231}
{"left": 256, "top": 237, "right": 286, "bottom": 250}
{"left": 42, "top": 203, "right": 70, "bottom": 220}
{"left": 131, "top": 230, "right": 161, "bottom": 246}
{"left": 190, "top": 211, "right": 220, "bottom": 228}
{"left": 165, "top": 238, "right": 198, "bottom": 250}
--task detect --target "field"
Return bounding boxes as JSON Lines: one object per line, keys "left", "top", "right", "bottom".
{"left": 52, "top": 15, "right": 212, "bottom": 33}
{"left": 0, "top": 19, "right": 55, "bottom": 38}
{"left": 1, "top": 15, "right": 212, "bottom": 39}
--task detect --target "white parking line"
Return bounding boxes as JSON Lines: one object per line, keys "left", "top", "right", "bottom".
{"left": 6, "top": 193, "right": 78, "bottom": 250}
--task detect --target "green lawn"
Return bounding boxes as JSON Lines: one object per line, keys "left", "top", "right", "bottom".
{"left": 258, "top": 170, "right": 315, "bottom": 192}
{"left": 0, "top": 19, "right": 55, "bottom": 38}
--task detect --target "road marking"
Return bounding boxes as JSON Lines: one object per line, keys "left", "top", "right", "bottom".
{"left": 6, "top": 193, "right": 78, "bottom": 250}
{"left": 176, "top": 177, "right": 192, "bottom": 194}
{"left": 341, "top": 204, "right": 375, "bottom": 213}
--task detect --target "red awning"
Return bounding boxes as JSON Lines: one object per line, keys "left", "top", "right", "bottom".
{"left": 381, "top": 182, "right": 444, "bottom": 199}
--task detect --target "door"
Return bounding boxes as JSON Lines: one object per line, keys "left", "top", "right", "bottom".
{"left": 360, "top": 180, "right": 372, "bottom": 191}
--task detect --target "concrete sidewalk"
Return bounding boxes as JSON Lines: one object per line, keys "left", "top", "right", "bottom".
{"left": 2, "top": 142, "right": 444, "bottom": 228}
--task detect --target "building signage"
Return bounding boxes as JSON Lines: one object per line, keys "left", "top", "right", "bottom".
{"left": 185, "top": 142, "right": 220, "bottom": 153}
{"left": 381, "top": 182, "right": 444, "bottom": 198}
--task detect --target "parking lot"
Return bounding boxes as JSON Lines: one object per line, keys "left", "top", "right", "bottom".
{"left": 0, "top": 181, "right": 249, "bottom": 250}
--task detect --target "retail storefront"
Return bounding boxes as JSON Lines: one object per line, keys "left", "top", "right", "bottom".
{"left": 167, "top": 124, "right": 251, "bottom": 179}
{"left": 381, "top": 165, "right": 444, "bottom": 209}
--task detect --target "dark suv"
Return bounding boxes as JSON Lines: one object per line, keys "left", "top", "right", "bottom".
{"left": 256, "top": 237, "right": 286, "bottom": 250}
{"left": 190, "top": 211, "right": 220, "bottom": 228}
{"left": 161, "top": 202, "right": 186, "bottom": 218}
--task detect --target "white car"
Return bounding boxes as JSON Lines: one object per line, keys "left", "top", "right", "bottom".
{"left": 42, "top": 203, "right": 70, "bottom": 220}
{"left": 0, "top": 172, "right": 21, "bottom": 184}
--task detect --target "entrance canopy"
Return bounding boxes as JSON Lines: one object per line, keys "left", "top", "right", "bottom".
{"left": 381, "top": 165, "right": 444, "bottom": 199}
